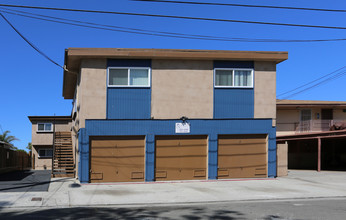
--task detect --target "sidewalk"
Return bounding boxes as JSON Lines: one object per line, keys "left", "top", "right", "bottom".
{"left": 1, "top": 170, "right": 346, "bottom": 208}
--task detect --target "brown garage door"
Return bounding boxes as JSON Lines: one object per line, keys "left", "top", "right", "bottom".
{"left": 218, "top": 134, "right": 267, "bottom": 179}
{"left": 90, "top": 136, "right": 145, "bottom": 183}
{"left": 155, "top": 135, "right": 207, "bottom": 181}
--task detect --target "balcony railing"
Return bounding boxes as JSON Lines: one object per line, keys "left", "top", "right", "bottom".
{"left": 277, "top": 120, "right": 346, "bottom": 133}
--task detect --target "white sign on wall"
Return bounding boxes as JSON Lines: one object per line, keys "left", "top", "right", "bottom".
{"left": 175, "top": 123, "right": 190, "bottom": 133}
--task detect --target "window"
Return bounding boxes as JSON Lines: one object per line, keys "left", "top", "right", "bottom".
{"left": 108, "top": 68, "right": 150, "bottom": 87}
{"left": 37, "top": 123, "right": 53, "bottom": 132}
{"left": 38, "top": 149, "right": 53, "bottom": 158}
{"left": 214, "top": 69, "right": 253, "bottom": 88}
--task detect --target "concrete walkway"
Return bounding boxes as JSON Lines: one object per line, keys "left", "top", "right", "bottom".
{"left": 1, "top": 170, "right": 346, "bottom": 208}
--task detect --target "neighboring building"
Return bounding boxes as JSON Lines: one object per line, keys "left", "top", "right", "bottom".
{"left": 28, "top": 116, "right": 74, "bottom": 176}
{"left": 276, "top": 99, "right": 346, "bottom": 173}
{"left": 62, "top": 48, "right": 287, "bottom": 183}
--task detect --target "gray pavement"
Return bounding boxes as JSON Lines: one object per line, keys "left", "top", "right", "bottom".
{"left": 1, "top": 197, "right": 346, "bottom": 219}
{"left": 0, "top": 170, "right": 51, "bottom": 192}
{"left": 0, "top": 170, "right": 346, "bottom": 208}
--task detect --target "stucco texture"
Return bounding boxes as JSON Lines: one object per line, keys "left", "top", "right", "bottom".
{"left": 254, "top": 62, "right": 276, "bottom": 119}
{"left": 77, "top": 59, "right": 107, "bottom": 128}
{"left": 151, "top": 59, "right": 214, "bottom": 119}
{"left": 277, "top": 142, "right": 288, "bottom": 176}
{"left": 32, "top": 146, "right": 52, "bottom": 170}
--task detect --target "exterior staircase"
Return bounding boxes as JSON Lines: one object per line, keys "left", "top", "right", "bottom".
{"left": 52, "top": 131, "right": 75, "bottom": 177}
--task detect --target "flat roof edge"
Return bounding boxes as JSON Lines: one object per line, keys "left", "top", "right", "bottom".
{"left": 28, "top": 116, "right": 72, "bottom": 122}
{"left": 66, "top": 48, "right": 288, "bottom": 62}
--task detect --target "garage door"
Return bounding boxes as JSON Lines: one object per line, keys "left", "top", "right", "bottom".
{"left": 218, "top": 134, "right": 267, "bottom": 179}
{"left": 155, "top": 135, "right": 207, "bottom": 181}
{"left": 90, "top": 136, "right": 145, "bottom": 183}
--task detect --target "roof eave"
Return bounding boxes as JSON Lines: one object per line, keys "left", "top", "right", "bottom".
{"left": 28, "top": 115, "right": 72, "bottom": 122}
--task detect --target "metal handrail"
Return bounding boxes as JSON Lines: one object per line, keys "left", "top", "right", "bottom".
{"left": 277, "top": 119, "right": 346, "bottom": 133}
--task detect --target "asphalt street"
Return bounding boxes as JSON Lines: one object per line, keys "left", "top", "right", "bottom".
{"left": 0, "top": 170, "right": 51, "bottom": 192}
{"left": 1, "top": 197, "right": 346, "bottom": 220}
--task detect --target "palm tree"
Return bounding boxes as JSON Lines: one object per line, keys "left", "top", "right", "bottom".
{"left": 26, "top": 142, "right": 32, "bottom": 151}
{"left": 0, "top": 130, "right": 19, "bottom": 144}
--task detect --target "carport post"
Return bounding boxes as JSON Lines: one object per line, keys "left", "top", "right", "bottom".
{"left": 317, "top": 137, "right": 321, "bottom": 172}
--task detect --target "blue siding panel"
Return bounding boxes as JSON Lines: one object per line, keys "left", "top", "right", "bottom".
{"left": 107, "top": 88, "right": 151, "bottom": 119}
{"left": 145, "top": 134, "right": 155, "bottom": 181}
{"left": 208, "top": 133, "right": 218, "bottom": 179}
{"left": 268, "top": 127, "right": 277, "bottom": 177}
{"left": 86, "top": 119, "right": 273, "bottom": 135}
{"left": 79, "top": 119, "right": 276, "bottom": 183}
{"left": 214, "top": 89, "right": 254, "bottom": 118}
{"left": 78, "top": 128, "right": 89, "bottom": 183}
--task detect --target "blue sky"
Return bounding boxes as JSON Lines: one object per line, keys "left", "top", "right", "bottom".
{"left": 1, "top": 0, "right": 346, "bottom": 150}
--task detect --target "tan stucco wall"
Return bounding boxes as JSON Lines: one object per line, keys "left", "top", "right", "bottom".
{"left": 277, "top": 142, "right": 288, "bottom": 177}
{"left": 72, "top": 59, "right": 107, "bottom": 178}
{"left": 151, "top": 59, "right": 213, "bottom": 119}
{"left": 32, "top": 146, "right": 52, "bottom": 170}
{"left": 254, "top": 62, "right": 276, "bottom": 119}
{"left": 332, "top": 109, "right": 346, "bottom": 121}
{"left": 277, "top": 108, "right": 302, "bottom": 136}
{"left": 76, "top": 59, "right": 107, "bottom": 128}
{"left": 31, "top": 121, "right": 72, "bottom": 145}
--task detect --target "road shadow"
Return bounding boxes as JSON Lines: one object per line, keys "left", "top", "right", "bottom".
{"left": 0, "top": 170, "right": 33, "bottom": 181}
{"left": 0, "top": 170, "right": 53, "bottom": 192}
{"left": 0, "top": 206, "right": 247, "bottom": 220}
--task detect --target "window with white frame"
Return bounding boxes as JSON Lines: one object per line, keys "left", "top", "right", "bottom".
{"left": 37, "top": 123, "right": 52, "bottom": 132}
{"left": 38, "top": 149, "right": 53, "bottom": 158}
{"left": 108, "top": 67, "right": 150, "bottom": 87}
{"left": 214, "top": 69, "right": 253, "bottom": 88}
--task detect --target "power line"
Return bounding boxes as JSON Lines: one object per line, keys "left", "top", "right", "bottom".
{"left": 0, "top": 12, "right": 63, "bottom": 68}
{"left": 133, "top": 0, "right": 346, "bottom": 13}
{"left": 280, "top": 71, "right": 346, "bottom": 100}
{"left": 0, "top": 4, "right": 346, "bottom": 30}
{"left": 279, "top": 68, "right": 346, "bottom": 99}
{"left": 277, "top": 66, "right": 346, "bottom": 97}
{"left": 277, "top": 67, "right": 346, "bottom": 100}
{"left": 1, "top": 9, "right": 254, "bottom": 42}
{"left": 2, "top": 8, "right": 346, "bottom": 43}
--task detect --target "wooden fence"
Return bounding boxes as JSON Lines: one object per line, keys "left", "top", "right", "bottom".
{"left": 0, "top": 144, "right": 31, "bottom": 174}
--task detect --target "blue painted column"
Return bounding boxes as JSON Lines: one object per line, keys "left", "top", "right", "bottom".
{"left": 208, "top": 133, "right": 218, "bottom": 179}
{"left": 145, "top": 134, "right": 155, "bottom": 181}
{"left": 78, "top": 128, "right": 90, "bottom": 183}
{"left": 268, "top": 127, "right": 277, "bottom": 178}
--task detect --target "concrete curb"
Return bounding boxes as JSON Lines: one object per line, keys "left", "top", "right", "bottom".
{"left": 2, "top": 195, "right": 346, "bottom": 209}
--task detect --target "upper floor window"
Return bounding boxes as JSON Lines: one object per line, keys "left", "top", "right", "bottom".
{"left": 37, "top": 123, "right": 52, "bottom": 132}
{"left": 108, "top": 67, "right": 150, "bottom": 87}
{"left": 214, "top": 68, "right": 253, "bottom": 88}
